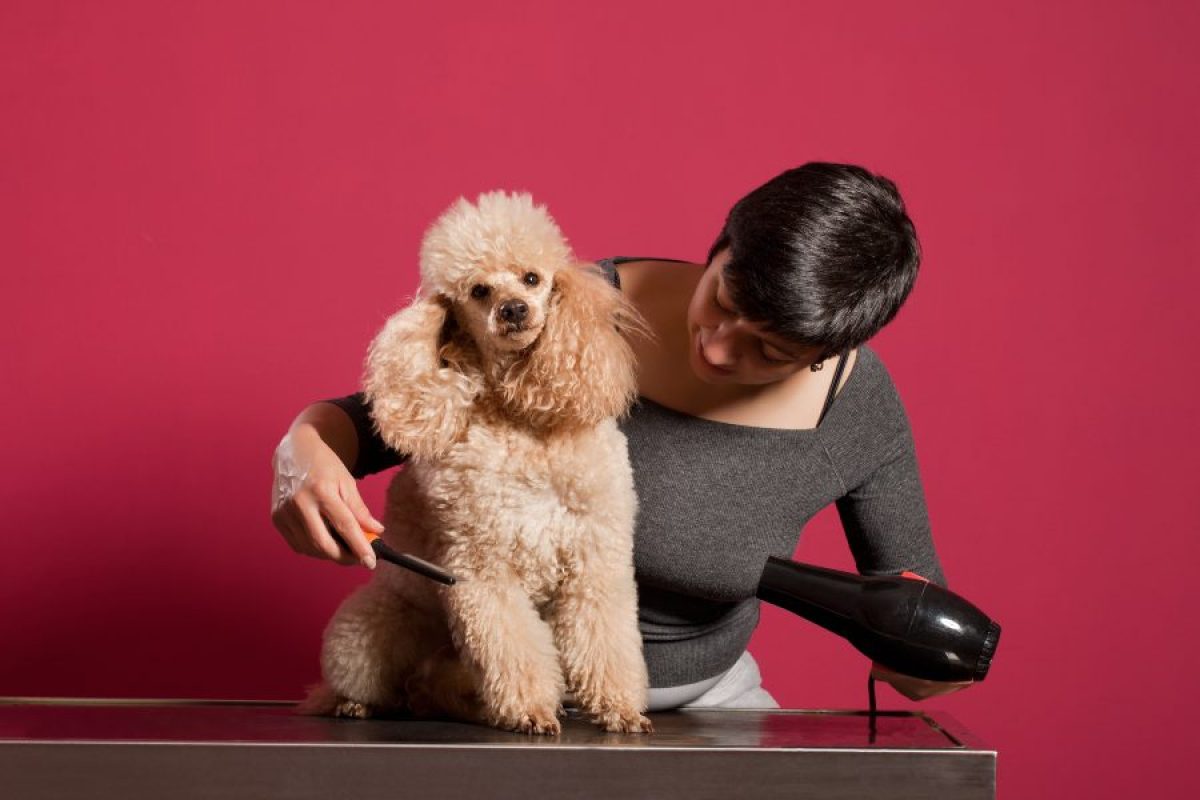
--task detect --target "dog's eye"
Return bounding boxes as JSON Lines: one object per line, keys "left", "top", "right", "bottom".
{"left": 470, "top": 284, "right": 490, "bottom": 300}
{"left": 523, "top": 272, "right": 540, "bottom": 287}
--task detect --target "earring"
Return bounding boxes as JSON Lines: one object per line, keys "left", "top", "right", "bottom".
{"left": 810, "top": 360, "right": 824, "bottom": 372}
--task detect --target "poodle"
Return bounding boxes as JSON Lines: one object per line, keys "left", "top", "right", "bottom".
{"left": 297, "top": 190, "right": 654, "bottom": 735}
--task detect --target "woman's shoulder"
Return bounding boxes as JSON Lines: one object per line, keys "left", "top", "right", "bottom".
{"left": 842, "top": 343, "right": 895, "bottom": 397}
{"left": 823, "top": 344, "right": 913, "bottom": 444}
{"left": 818, "top": 344, "right": 923, "bottom": 486}
{"left": 594, "top": 256, "right": 701, "bottom": 296}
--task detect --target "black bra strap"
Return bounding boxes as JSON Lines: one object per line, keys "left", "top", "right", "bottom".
{"left": 817, "top": 352, "right": 848, "bottom": 426}
{"left": 598, "top": 256, "right": 693, "bottom": 291}
{"left": 595, "top": 258, "right": 621, "bottom": 290}
{"left": 607, "top": 256, "right": 694, "bottom": 265}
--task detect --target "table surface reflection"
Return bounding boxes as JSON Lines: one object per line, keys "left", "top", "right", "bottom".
{"left": 0, "top": 697, "right": 987, "bottom": 752}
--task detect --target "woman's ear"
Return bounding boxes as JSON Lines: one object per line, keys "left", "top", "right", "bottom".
{"left": 500, "top": 263, "right": 649, "bottom": 430}
{"left": 363, "top": 294, "right": 481, "bottom": 461}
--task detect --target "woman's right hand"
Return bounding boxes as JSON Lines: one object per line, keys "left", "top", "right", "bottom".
{"left": 270, "top": 424, "right": 385, "bottom": 568}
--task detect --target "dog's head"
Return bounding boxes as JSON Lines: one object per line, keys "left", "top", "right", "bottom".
{"left": 417, "top": 190, "right": 570, "bottom": 358}
{"left": 364, "top": 191, "right": 649, "bottom": 459}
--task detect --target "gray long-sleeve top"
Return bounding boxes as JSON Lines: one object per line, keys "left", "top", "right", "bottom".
{"left": 323, "top": 257, "right": 946, "bottom": 688}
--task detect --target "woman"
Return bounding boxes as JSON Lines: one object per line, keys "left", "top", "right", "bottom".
{"left": 270, "top": 162, "right": 974, "bottom": 710}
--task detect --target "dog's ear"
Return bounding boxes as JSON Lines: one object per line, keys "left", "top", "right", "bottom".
{"left": 363, "top": 294, "right": 482, "bottom": 461}
{"left": 500, "top": 263, "right": 649, "bottom": 430}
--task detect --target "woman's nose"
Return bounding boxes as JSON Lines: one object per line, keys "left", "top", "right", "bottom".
{"left": 703, "top": 327, "right": 739, "bottom": 367}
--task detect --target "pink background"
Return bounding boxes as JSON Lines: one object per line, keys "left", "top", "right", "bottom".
{"left": 3, "top": 1, "right": 1197, "bottom": 796}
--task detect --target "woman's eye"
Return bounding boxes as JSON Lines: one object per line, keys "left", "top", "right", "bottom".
{"left": 760, "top": 346, "right": 792, "bottom": 364}
{"left": 523, "top": 272, "right": 540, "bottom": 286}
{"left": 470, "top": 284, "right": 490, "bottom": 299}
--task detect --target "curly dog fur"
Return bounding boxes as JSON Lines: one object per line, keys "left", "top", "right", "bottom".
{"left": 297, "top": 190, "right": 654, "bottom": 735}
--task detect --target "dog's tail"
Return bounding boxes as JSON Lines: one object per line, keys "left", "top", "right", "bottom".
{"left": 293, "top": 681, "right": 338, "bottom": 716}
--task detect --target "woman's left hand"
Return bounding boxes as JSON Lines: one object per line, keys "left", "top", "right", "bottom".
{"left": 870, "top": 662, "right": 974, "bottom": 701}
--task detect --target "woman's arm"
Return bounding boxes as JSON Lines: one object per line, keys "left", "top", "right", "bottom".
{"left": 834, "top": 427, "right": 946, "bottom": 589}
{"left": 268, "top": 395, "right": 406, "bottom": 568}
{"left": 834, "top": 423, "right": 973, "bottom": 699}
{"left": 317, "top": 392, "right": 409, "bottom": 479}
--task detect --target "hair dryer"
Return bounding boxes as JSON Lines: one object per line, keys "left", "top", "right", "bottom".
{"left": 756, "top": 557, "right": 1000, "bottom": 682}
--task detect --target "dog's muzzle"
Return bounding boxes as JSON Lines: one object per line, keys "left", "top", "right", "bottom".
{"left": 498, "top": 300, "right": 529, "bottom": 334}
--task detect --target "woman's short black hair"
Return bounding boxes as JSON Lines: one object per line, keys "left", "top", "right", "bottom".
{"left": 707, "top": 162, "right": 921, "bottom": 362}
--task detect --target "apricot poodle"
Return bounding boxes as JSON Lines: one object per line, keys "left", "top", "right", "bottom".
{"left": 297, "top": 190, "right": 654, "bottom": 735}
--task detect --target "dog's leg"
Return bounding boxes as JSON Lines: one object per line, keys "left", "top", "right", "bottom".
{"left": 549, "top": 557, "right": 653, "bottom": 734}
{"left": 442, "top": 568, "right": 566, "bottom": 735}
{"left": 404, "top": 649, "right": 486, "bottom": 724}
{"left": 317, "top": 580, "right": 434, "bottom": 717}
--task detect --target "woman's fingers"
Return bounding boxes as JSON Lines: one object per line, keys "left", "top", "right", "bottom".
{"left": 341, "top": 481, "right": 386, "bottom": 535}
{"left": 295, "top": 497, "right": 355, "bottom": 565}
{"left": 272, "top": 503, "right": 319, "bottom": 558}
{"left": 870, "top": 662, "right": 973, "bottom": 701}
{"left": 327, "top": 503, "right": 378, "bottom": 569}
{"left": 298, "top": 487, "right": 375, "bottom": 568}
{"left": 323, "top": 482, "right": 379, "bottom": 568}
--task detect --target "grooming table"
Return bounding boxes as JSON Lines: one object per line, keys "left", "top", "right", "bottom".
{"left": 0, "top": 698, "right": 995, "bottom": 799}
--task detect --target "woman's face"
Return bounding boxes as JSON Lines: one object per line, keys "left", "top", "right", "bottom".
{"left": 685, "top": 249, "right": 823, "bottom": 385}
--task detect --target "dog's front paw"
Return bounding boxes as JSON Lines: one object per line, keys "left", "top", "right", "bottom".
{"left": 594, "top": 709, "right": 653, "bottom": 734}
{"left": 496, "top": 707, "right": 562, "bottom": 736}
{"left": 334, "top": 700, "right": 374, "bottom": 719}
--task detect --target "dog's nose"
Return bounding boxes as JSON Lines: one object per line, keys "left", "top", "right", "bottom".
{"left": 499, "top": 300, "right": 528, "bottom": 324}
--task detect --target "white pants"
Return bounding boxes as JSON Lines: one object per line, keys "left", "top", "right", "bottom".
{"left": 646, "top": 650, "right": 780, "bottom": 711}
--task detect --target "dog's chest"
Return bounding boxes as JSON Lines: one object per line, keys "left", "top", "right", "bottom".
{"left": 420, "top": 417, "right": 631, "bottom": 600}
{"left": 450, "top": 417, "right": 625, "bottom": 513}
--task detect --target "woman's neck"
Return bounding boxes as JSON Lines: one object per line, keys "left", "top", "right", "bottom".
{"left": 617, "top": 258, "right": 854, "bottom": 428}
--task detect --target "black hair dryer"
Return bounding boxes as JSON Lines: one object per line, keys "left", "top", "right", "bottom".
{"left": 756, "top": 557, "right": 1000, "bottom": 682}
